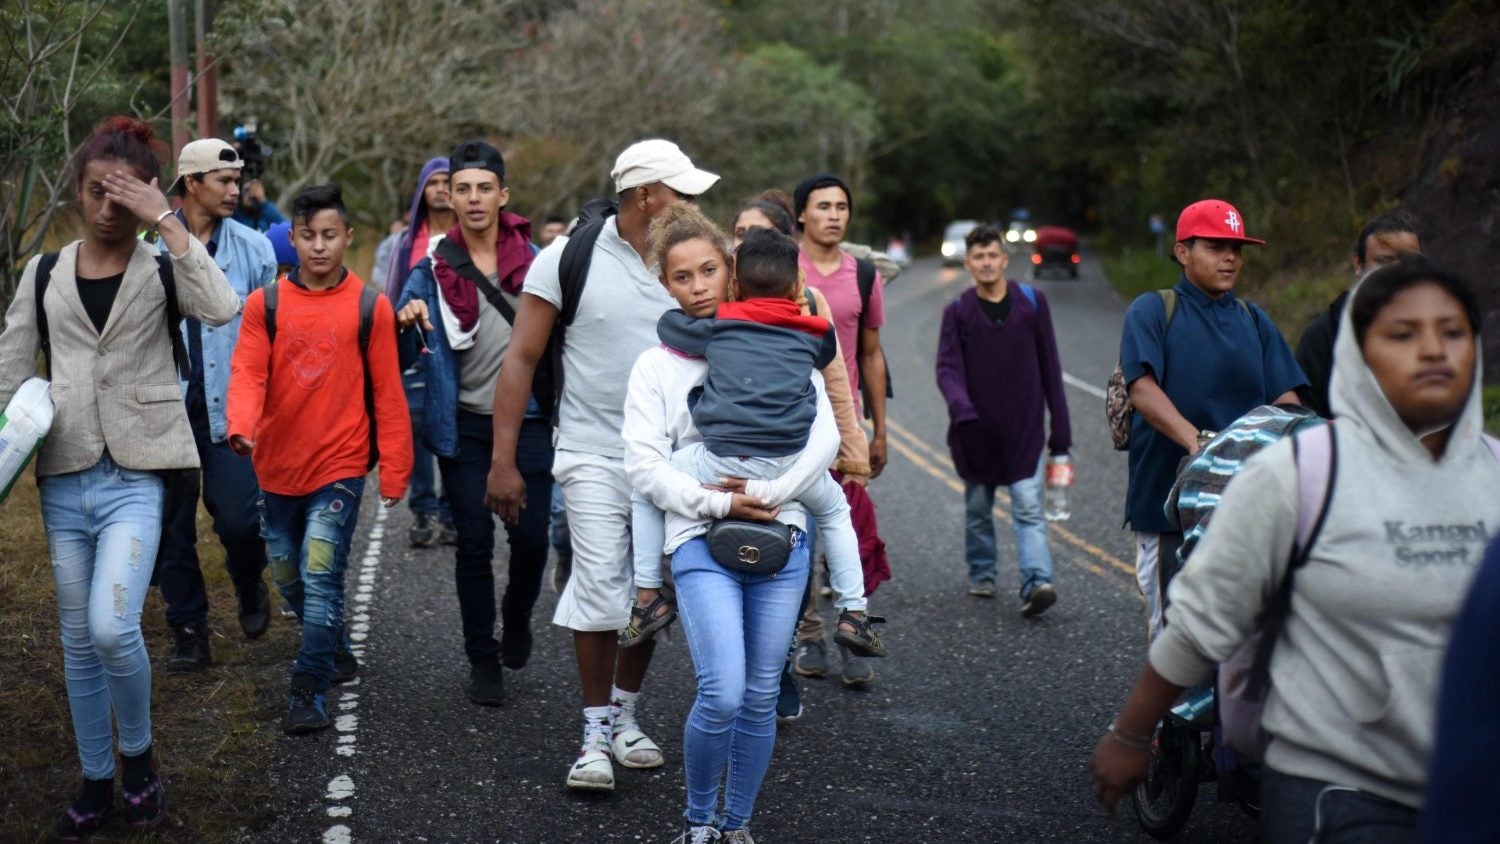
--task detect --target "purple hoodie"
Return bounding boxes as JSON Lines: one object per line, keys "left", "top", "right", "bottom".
{"left": 383, "top": 156, "right": 450, "bottom": 301}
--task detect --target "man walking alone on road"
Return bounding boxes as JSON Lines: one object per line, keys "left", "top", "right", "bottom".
{"left": 393, "top": 141, "right": 549, "bottom": 706}
{"left": 1119, "top": 199, "right": 1305, "bottom": 639}
{"left": 155, "top": 138, "right": 279, "bottom": 670}
{"left": 936, "top": 224, "right": 1070, "bottom": 615}
{"left": 486, "top": 140, "right": 719, "bottom": 791}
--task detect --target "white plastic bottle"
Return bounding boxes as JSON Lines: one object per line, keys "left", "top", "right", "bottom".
{"left": 0, "top": 377, "right": 55, "bottom": 504}
{"left": 1044, "top": 453, "right": 1073, "bottom": 522}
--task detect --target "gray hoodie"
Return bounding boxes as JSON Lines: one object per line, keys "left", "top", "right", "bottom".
{"left": 1149, "top": 280, "right": 1500, "bottom": 808}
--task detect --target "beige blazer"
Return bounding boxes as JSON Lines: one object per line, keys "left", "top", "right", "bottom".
{"left": 0, "top": 237, "right": 240, "bottom": 476}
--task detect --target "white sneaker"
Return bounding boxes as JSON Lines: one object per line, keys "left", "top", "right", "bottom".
{"left": 566, "top": 729, "right": 614, "bottom": 791}
{"left": 610, "top": 720, "right": 664, "bottom": 769}
{"left": 721, "top": 830, "right": 756, "bottom": 844}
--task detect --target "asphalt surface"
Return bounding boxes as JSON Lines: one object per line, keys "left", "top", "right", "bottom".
{"left": 254, "top": 256, "right": 1260, "bottom": 843}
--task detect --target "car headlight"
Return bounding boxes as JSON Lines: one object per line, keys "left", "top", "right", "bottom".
{"left": 941, "top": 242, "right": 955, "bottom": 257}
{"left": 1023, "top": 229, "right": 1037, "bottom": 243}
{"left": 1005, "top": 230, "right": 1020, "bottom": 243}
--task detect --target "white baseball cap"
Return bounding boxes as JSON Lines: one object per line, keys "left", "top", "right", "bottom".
{"left": 169, "top": 138, "right": 244, "bottom": 195}
{"left": 611, "top": 139, "right": 719, "bottom": 196}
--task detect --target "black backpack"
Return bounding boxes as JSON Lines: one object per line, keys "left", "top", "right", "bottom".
{"left": 853, "top": 257, "right": 893, "bottom": 419}
{"left": 262, "top": 277, "right": 382, "bottom": 470}
{"left": 34, "top": 251, "right": 190, "bottom": 379}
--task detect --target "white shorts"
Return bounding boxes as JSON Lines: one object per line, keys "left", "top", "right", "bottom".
{"left": 551, "top": 448, "right": 634, "bottom": 633}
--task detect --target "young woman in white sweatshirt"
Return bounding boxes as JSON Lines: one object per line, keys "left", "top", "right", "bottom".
{"left": 1090, "top": 257, "right": 1498, "bottom": 842}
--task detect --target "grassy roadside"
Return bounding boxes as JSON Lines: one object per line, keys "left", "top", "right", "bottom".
{"left": 1095, "top": 248, "right": 1500, "bottom": 433}
{"left": 0, "top": 466, "right": 298, "bottom": 842}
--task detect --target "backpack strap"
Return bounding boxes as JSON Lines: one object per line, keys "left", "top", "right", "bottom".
{"left": 155, "top": 254, "right": 191, "bottom": 380}
{"left": 1157, "top": 288, "right": 1177, "bottom": 329}
{"left": 436, "top": 238, "right": 517, "bottom": 325}
{"left": 1017, "top": 282, "right": 1038, "bottom": 309}
{"left": 805, "top": 288, "right": 818, "bottom": 316}
{"left": 33, "top": 252, "right": 60, "bottom": 377}
{"left": 855, "top": 258, "right": 877, "bottom": 334}
{"left": 558, "top": 220, "right": 605, "bottom": 328}
{"left": 358, "top": 284, "right": 380, "bottom": 470}
{"left": 1246, "top": 422, "right": 1337, "bottom": 696}
{"left": 263, "top": 281, "right": 280, "bottom": 345}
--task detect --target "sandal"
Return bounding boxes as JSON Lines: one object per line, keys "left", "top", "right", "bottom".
{"left": 833, "top": 610, "right": 887, "bottom": 658}
{"left": 619, "top": 589, "right": 676, "bottom": 648}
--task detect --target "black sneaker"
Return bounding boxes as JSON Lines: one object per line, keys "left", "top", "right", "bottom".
{"left": 499, "top": 617, "right": 533, "bottom": 670}
{"left": 437, "top": 521, "right": 459, "bottom": 546}
{"left": 238, "top": 581, "right": 271, "bottom": 640}
{"left": 283, "top": 676, "right": 331, "bottom": 735}
{"left": 166, "top": 624, "right": 211, "bottom": 672}
{"left": 408, "top": 513, "right": 437, "bottom": 548}
{"left": 1021, "top": 583, "right": 1057, "bottom": 617}
{"left": 792, "top": 639, "right": 827, "bottom": 679}
{"left": 775, "top": 661, "right": 803, "bottom": 722}
{"left": 332, "top": 644, "right": 359, "bottom": 685}
{"left": 839, "top": 645, "right": 874, "bottom": 688}
{"left": 466, "top": 658, "right": 506, "bottom": 706}
{"left": 52, "top": 779, "right": 114, "bottom": 842}
{"left": 119, "top": 758, "right": 165, "bottom": 830}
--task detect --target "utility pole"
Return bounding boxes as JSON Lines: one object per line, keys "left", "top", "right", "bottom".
{"left": 195, "top": 0, "right": 217, "bottom": 139}
{"left": 168, "top": 0, "right": 191, "bottom": 156}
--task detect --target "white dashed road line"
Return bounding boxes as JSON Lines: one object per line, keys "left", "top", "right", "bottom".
{"left": 322, "top": 505, "right": 388, "bottom": 844}
{"left": 1062, "top": 371, "right": 1108, "bottom": 400}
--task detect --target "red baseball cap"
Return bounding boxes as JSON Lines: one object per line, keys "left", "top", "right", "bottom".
{"left": 1176, "top": 199, "right": 1265, "bottom": 245}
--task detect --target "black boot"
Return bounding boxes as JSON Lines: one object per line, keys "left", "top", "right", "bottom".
{"left": 237, "top": 581, "right": 271, "bottom": 640}
{"left": 466, "top": 657, "right": 506, "bottom": 706}
{"left": 166, "top": 624, "right": 211, "bottom": 672}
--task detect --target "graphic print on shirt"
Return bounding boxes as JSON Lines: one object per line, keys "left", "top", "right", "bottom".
{"left": 1384, "top": 519, "right": 1490, "bottom": 569}
{"left": 283, "top": 309, "right": 340, "bottom": 390}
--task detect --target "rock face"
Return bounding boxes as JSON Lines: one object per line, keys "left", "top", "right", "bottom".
{"left": 1401, "top": 53, "right": 1500, "bottom": 379}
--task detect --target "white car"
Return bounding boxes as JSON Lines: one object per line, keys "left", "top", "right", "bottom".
{"left": 940, "top": 220, "right": 979, "bottom": 265}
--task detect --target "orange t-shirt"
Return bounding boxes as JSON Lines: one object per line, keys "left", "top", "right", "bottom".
{"left": 227, "top": 271, "right": 412, "bottom": 499}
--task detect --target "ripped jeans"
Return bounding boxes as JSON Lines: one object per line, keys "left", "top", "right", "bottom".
{"left": 39, "top": 454, "right": 165, "bottom": 779}
{"left": 258, "top": 478, "right": 364, "bottom": 690}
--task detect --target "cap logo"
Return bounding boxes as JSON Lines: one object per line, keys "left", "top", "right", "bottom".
{"left": 1224, "top": 210, "right": 1241, "bottom": 233}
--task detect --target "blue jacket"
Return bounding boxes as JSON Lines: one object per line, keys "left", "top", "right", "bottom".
{"left": 395, "top": 258, "right": 459, "bottom": 458}
{"left": 160, "top": 215, "right": 277, "bottom": 442}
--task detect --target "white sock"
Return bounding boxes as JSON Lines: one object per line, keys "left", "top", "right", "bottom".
{"left": 610, "top": 687, "right": 640, "bottom": 728}
{"left": 583, "top": 705, "right": 611, "bottom": 744}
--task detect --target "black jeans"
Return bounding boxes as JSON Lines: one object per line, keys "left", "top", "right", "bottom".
{"left": 1261, "top": 769, "right": 1418, "bottom": 844}
{"left": 155, "top": 397, "right": 268, "bottom": 627}
{"left": 438, "top": 410, "right": 553, "bottom": 664}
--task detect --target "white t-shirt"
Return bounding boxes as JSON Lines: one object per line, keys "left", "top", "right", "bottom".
{"left": 522, "top": 217, "right": 674, "bottom": 458}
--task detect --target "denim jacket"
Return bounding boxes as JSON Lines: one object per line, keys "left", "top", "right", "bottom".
{"left": 160, "top": 216, "right": 277, "bottom": 443}
{"left": 396, "top": 258, "right": 460, "bottom": 458}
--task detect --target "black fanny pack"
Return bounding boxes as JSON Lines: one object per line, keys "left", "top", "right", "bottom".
{"left": 706, "top": 519, "right": 796, "bottom": 576}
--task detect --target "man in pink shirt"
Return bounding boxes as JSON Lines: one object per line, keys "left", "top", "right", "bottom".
{"left": 792, "top": 173, "right": 892, "bottom": 688}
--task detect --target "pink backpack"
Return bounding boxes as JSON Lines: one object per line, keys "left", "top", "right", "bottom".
{"left": 1219, "top": 425, "right": 1500, "bottom": 760}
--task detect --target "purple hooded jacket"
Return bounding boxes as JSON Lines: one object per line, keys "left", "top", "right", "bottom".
{"left": 383, "top": 156, "right": 450, "bottom": 302}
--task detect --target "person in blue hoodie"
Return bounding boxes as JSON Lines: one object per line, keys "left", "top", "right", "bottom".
{"left": 385, "top": 157, "right": 457, "bottom": 548}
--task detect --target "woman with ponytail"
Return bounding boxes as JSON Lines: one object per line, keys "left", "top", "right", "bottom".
{"left": 0, "top": 116, "right": 238, "bottom": 838}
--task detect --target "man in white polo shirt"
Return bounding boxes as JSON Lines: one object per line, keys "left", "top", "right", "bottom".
{"left": 486, "top": 140, "right": 718, "bottom": 791}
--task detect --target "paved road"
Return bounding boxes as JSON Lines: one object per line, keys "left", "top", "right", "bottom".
{"left": 256, "top": 256, "right": 1259, "bottom": 843}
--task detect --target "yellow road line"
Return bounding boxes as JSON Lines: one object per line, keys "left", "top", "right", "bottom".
{"left": 882, "top": 431, "right": 1127, "bottom": 590}
{"left": 883, "top": 418, "right": 1137, "bottom": 580}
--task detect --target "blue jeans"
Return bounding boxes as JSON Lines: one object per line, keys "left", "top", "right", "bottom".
{"left": 550, "top": 484, "right": 572, "bottom": 564}
{"left": 674, "top": 534, "right": 810, "bottom": 830}
{"left": 964, "top": 459, "right": 1052, "bottom": 599}
{"left": 39, "top": 454, "right": 164, "bottom": 779}
{"left": 257, "top": 478, "right": 364, "bottom": 689}
{"left": 406, "top": 378, "right": 451, "bottom": 522}
{"left": 437, "top": 410, "right": 553, "bottom": 664}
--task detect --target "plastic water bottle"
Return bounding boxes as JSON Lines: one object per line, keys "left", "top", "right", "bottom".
{"left": 1044, "top": 454, "right": 1073, "bottom": 522}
